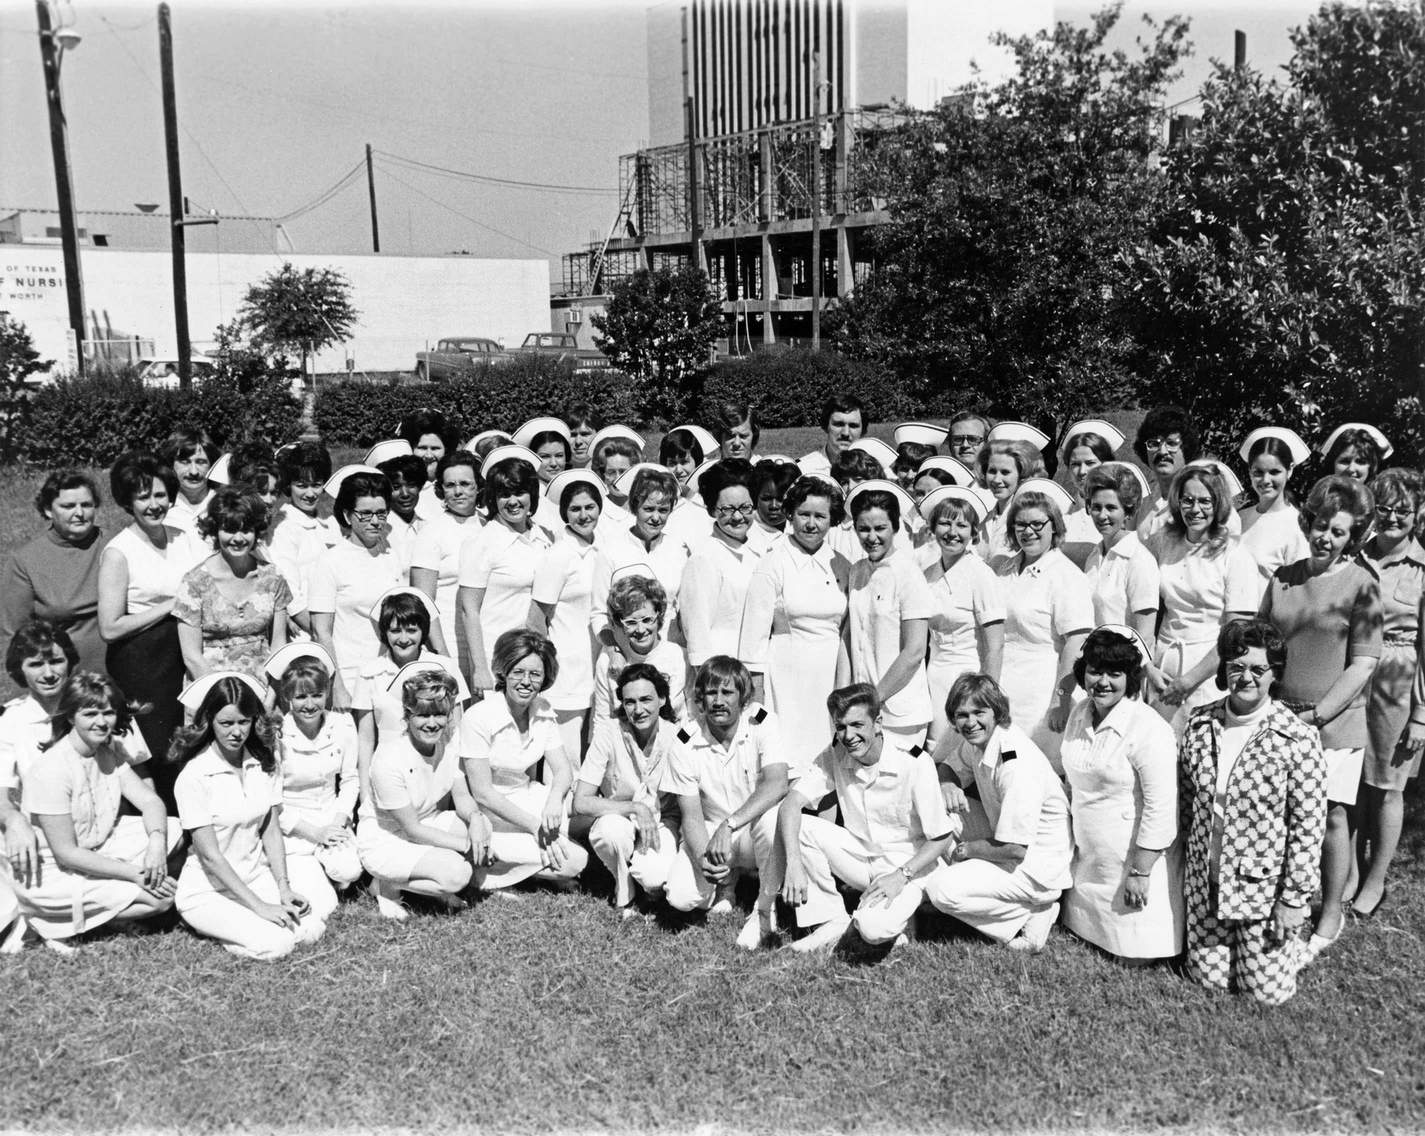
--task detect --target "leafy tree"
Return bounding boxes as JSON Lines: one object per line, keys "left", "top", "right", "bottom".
{"left": 1126, "top": 2, "right": 1425, "bottom": 463}
{"left": 828, "top": 4, "right": 1190, "bottom": 450}
{"left": 0, "top": 313, "right": 53, "bottom": 462}
{"left": 592, "top": 265, "right": 721, "bottom": 421}
{"left": 209, "top": 317, "right": 290, "bottom": 395}
{"left": 237, "top": 264, "right": 358, "bottom": 388}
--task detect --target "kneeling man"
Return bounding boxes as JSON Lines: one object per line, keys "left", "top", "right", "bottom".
{"left": 925, "top": 673, "right": 1073, "bottom": 953}
{"left": 772, "top": 682, "right": 956, "bottom": 953}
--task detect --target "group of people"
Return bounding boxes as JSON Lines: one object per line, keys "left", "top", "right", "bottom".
{"left": 0, "top": 396, "right": 1416, "bottom": 1006}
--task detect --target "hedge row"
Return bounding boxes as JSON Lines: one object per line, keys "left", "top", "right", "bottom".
{"left": 312, "top": 348, "right": 918, "bottom": 447}
{"left": 17, "top": 371, "right": 304, "bottom": 468}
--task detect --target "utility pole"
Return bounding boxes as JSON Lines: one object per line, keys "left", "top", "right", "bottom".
{"left": 158, "top": 3, "right": 194, "bottom": 389}
{"left": 365, "top": 143, "right": 380, "bottom": 252}
{"left": 810, "top": 50, "right": 822, "bottom": 351}
{"left": 682, "top": 5, "right": 701, "bottom": 271}
{"left": 1234, "top": 30, "right": 1247, "bottom": 71}
{"left": 35, "top": 1, "right": 86, "bottom": 374}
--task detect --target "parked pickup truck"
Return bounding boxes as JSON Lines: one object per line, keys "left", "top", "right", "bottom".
{"left": 412, "top": 337, "right": 507, "bottom": 381}
{"left": 516, "top": 332, "right": 609, "bottom": 372}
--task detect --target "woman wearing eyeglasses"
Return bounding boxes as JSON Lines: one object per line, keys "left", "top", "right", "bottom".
{"left": 1258, "top": 475, "right": 1381, "bottom": 958}
{"left": 1354, "top": 469, "right": 1425, "bottom": 918}
{"left": 994, "top": 481, "right": 1093, "bottom": 769}
{"left": 1145, "top": 465, "right": 1258, "bottom": 737}
{"left": 678, "top": 462, "right": 765, "bottom": 669}
{"left": 308, "top": 469, "right": 407, "bottom": 709}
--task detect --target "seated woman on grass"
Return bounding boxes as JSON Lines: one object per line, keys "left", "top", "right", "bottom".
{"left": 358, "top": 667, "right": 487, "bottom": 921}
{"left": 460, "top": 629, "right": 587, "bottom": 895}
{"left": 11, "top": 671, "right": 179, "bottom": 953}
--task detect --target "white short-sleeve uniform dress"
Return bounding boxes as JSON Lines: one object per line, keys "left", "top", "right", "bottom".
{"left": 175, "top": 744, "right": 325, "bottom": 960}
{"left": 458, "top": 520, "right": 553, "bottom": 672}
{"left": 847, "top": 549, "right": 937, "bottom": 742}
{"left": 350, "top": 649, "right": 469, "bottom": 749}
{"left": 995, "top": 548, "right": 1094, "bottom": 767}
{"left": 737, "top": 537, "right": 851, "bottom": 768}
{"left": 1059, "top": 696, "right": 1184, "bottom": 959}
{"left": 278, "top": 711, "right": 362, "bottom": 918}
{"left": 1238, "top": 505, "right": 1309, "bottom": 600}
{"left": 678, "top": 534, "right": 763, "bottom": 668}
{"left": 1084, "top": 532, "right": 1160, "bottom": 627}
{"left": 922, "top": 551, "right": 1005, "bottom": 737}
{"left": 307, "top": 540, "right": 407, "bottom": 689}
{"left": 459, "top": 694, "right": 577, "bottom": 890}
{"left": 591, "top": 639, "right": 688, "bottom": 726}
{"left": 267, "top": 505, "right": 342, "bottom": 614}
{"left": 15, "top": 734, "right": 178, "bottom": 940}
{"left": 591, "top": 524, "right": 695, "bottom": 638}
{"left": 1146, "top": 531, "right": 1259, "bottom": 735}
{"left": 357, "top": 732, "right": 466, "bottom": 885}
{"left": 409, "top": 509, "right": 483, "bottom": 667}
{"left": 530, "top": 530, "right": 601, "bottom": 758}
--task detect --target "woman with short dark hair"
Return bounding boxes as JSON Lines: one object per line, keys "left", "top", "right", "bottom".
{"left": 174, "top": 488, "right": 290, "bottom": 680}
{"left": 98, "top": 451, "right": 205, "bottom": 779}
{"left": 2, "top": 469, "right": 106, "bottom": 674}
{"left": 1060, "top": 626, "right": 1182, "bottom": 961}
{"left": 1259, "top": 474, "right": 1382, "bottom": 957}
{"left": 1179, "top": 619, "right": 1326, "bottom": 1005}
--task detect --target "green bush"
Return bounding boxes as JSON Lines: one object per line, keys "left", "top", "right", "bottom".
{"left": 696, "top": 348, "right": 918, "bottom": 429}
{"left": 21, "top": 369, "right": 303, "bottom": 468}
{"left": 312, "top": 356, "right": 641, "bottom": 447}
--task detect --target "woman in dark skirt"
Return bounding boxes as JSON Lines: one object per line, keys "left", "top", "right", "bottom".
{"left": 97, "top": 451, "right": 205, "bottom": 803}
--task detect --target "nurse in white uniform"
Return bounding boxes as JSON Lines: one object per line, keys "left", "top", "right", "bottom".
{"left": 976, "top": 425, "right": 1049, "bottom": 566}
{"left": 739, "top": 477, "right": 851, "bottom": 768}
{"left": 308, "top": 466, "right": 407, "bottom": 707}
{"left": 591, "top": 465, "right": 695, "bottom": 642}
{"left": 1059, "top": 626, "right": 1184, "bottom": 961}
{"left": 457, "top": 449, "right": 553, "bottom": 693}
{"left": 265, "top": 644, "right": 361, "bottom": 922}
{"left": 528, "top": 470, "right": 605, "bottom": 763}
{"left": 1059, "top": 419, "right": 1125, "bottom": 569}
{"left": 172, "top": 672, "right": 325, "bottom": 960}
{"left": 268, "top": 441, "right": 341, "bottom": 626}
{"left": 398, "top": 409, "right": 460, "bottom": 524}
{"left": 1145, "top": 465, "right": 1258, "bottom": 735}
{"left": 1237, "top": 427, "right": 1311, "bottom": 594}
{"left": 460, "top": 629, "right": 587, "bottom": 892}
{"left": 917, "top": 486, "right": 1004, "bottom": 745}
{"left": 994, "top": 479, "right": 1094, "bottom": 770}
{"left": 679, "top": 461, "right": 765, "bottom": 668}
{"left": 1081, "top": 462, "right": 1160, "bottom": 646}
{"left": 513, "top": 417, "right": 575, "bottom": 532}
{"left": 410, "top": 450, "right": 482, "bottom": 663}
{"left": 358, "top": 666, "right": 484, "bottom": 919}
{"left": 12, "top": 671, "right": 178, "bottom": 948}
{"left": 842, "top": 481, "right": 936, "bottom": 747}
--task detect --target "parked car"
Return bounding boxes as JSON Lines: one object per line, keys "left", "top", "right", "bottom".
{"left": 413, "top": 337, "right": 507, "bottom": 381}
{"left": 138, "top": 356, "right": 218, "bottom": 388}
{"left": 516, "top": 332, "right": 609, "bottom": 373}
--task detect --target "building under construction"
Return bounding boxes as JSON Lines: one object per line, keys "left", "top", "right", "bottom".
{"left": 557, "top": 0, "right": 1052, "bottom": 349}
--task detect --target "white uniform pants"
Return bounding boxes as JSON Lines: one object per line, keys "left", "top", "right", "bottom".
{"left": 924, "top": 859, "right": 1061, "bottom": 943}
{"left": 285, "top": 840, "right": 362, "bottom": 922}
{"left": 791, "top": 816, "right": 942, "bottom": 945}
{"left": 665, "top": 811, "right": 778, "bottom": 913}
{"left": 588, "top": 814, "right": 678, "bottom": 907}
{"left": 180, "top": 874, "right": 326, "bottom": 961}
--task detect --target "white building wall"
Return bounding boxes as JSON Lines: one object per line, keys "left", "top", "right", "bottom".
{"left": 0, "top": 248, "right": 550, "bottom": 376}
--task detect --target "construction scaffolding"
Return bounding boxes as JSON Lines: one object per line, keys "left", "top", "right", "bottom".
{"left": 557, "top": 106, "right": 919, "bottom": 348}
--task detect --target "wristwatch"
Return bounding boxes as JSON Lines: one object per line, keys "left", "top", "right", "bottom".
{"left": 898, "top": 865, "right": 915, "bottom": 883}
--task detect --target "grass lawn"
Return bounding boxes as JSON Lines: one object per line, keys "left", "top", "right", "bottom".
{"left": 5, "top": 414, "right": 1425, "bottom": 1133}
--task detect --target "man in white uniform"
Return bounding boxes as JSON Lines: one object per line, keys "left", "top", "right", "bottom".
{"left": 926, "top": 675, "right": 1073, "bottom": 953}
{"left": 770, "top": 683, "right": 956, "bottom": 953}
{"left": 663, "top": 657, "right": 790, "bottom": 950}
{"left": 798, "top": 394, "right": 869, "bottom": 478}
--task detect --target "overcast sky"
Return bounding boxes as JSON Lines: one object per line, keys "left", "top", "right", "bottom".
{"left": 1, "top": 0, "right": 1325, "bottom": 279}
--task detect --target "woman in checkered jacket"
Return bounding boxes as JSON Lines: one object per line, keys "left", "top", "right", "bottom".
{"left": 1178, "top": 618, "right": 1327, "bottom": 1005}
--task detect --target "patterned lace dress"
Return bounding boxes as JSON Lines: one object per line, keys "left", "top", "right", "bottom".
{"left": 174, "top": 560, "right": 292, "bottom": 678}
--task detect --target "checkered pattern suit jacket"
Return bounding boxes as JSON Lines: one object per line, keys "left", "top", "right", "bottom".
{"left": 1179, "top": 698, "right": 1327, "bottom": 921}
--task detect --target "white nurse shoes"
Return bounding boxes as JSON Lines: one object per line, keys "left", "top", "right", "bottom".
{"left": 789, "top": 914, "right": 850, "bottom": 953}
{"left": 1008, "top": 901, "right": 1059, "bottom": 954}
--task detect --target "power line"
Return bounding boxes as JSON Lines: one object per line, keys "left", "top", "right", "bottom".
{"left": 273, "top": 161, "right": 367, "bottom": 223}
{"left": 375, "top": 150, "right": 617, "bottom": 196}
{"left": 375, "top": 165, "right": 562, "bottom": 259}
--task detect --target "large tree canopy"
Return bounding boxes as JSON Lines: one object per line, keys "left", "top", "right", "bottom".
{"left": 237, "top": 264, "right": 358, "bottom": 383}
{"left": 829, "top": 4, "right": 1190, "bottom": 450}
{"left": 1126, "top": 1, "right": 1425, "bottom": 460}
